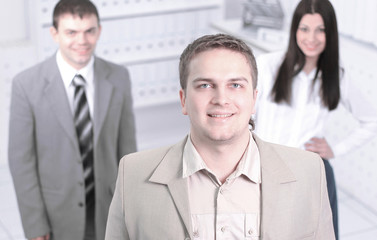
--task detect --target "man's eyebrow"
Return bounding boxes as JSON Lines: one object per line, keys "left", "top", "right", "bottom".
{"left": 191, "top": 77, "right": 250, "bottom": 84}
{"left": 63, "top": 27, "right": 97, "bottom": 32}
{"left": 86, "top": 27, "right": 97, "bottom": 32}
{"left": 228, "top": 77, "right": 249, "bottom": 83}
{"left": 192, "top": 78, "right": 213, "bottom": 84}
{"left": 193, "top": 77, "right": 249, "bottom": 82}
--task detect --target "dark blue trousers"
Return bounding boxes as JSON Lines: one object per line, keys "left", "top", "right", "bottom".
{"left": 323, "top": 159, "right": 338, "bottom": 240}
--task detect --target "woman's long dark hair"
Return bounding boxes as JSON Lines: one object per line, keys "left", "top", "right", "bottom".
{"left": 271, "top": 0, "right": 340, "bottom": 110}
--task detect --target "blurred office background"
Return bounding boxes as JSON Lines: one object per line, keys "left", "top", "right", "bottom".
{"left": 0, "top": 0, "right": 376, "bottom": 239}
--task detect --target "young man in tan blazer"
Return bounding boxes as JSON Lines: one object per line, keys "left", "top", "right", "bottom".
{"left": 8, "top": 1, "right": 136, "bottom": 239}
{"left": 105, "top": 34, "right": 335, "bottom": 240}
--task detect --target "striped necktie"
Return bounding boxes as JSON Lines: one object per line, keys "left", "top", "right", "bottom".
{"left": 72, "top": 74, "right": 95, "bottom": 206}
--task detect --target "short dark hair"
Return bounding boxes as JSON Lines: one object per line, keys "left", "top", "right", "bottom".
{"left": 179, "top": 33, "right": 258, "bottom": 129}
{"left": 179, "top": 33, "right": 258, "bottom": 91}
{"left": 53, "top": 0, "right": 100, "bottom": 29}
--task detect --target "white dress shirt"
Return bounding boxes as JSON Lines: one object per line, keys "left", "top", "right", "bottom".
{"left": 56, "top": 50, "right": 95, "bottom": 118}
{"left": 183, "top": 132, "right": 261, "bottom": 240}
{"left": 254, "top": 51, "right": 377, "bottom": 157}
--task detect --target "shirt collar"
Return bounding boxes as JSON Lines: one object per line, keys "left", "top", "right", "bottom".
{"left": 297, "top": 67, "right": 319, "bottom": 80}
{"left": 182, "top": 132, "right": 261, "bottom": 184}
{"left": 56, "top": 50, "right": 94, "bottom": 88}
{"left": 182, "top": 135, "right": 208, "bottom": 178}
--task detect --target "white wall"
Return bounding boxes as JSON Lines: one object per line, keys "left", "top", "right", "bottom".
{"left": 0, "top": 0, "right": 37, "bottom": 170}
{"left": 0, "top": 0, "right": 27, "bottom": 43}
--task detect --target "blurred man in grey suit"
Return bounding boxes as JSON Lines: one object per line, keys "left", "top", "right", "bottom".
{"left": 8, "top": 1, "right": 136, "bottom": 239}
{"left": 105, "top": 34, "right": 335, "bottom": 240}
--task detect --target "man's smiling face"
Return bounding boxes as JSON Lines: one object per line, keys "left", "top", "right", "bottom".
{"left": 180, "top": 48, "right": 257, "bottom": 145}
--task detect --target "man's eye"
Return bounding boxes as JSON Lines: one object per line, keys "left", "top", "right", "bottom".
{"left": 232, "top": 83, "right": 241, "bottom": 88}
{"left": 87, "top": 29, "right": 95, "bottom": 34}
{"left": 199, "top": 84, "right": 211, "bottom": 88}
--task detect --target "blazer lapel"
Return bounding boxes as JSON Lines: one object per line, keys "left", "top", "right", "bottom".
{"left": 43, "top": 56, "right": 78, "bottom": 149}
{"left": 93, "top": 58, "right": 113, "bottom": 147}
{"left": 149, "top": 134, "right": 298, "bottom": 238}
{"left": 149, "top": 136, "right": 193, "bottom": 239}
{"left": 253, "top": 134, "right": 297, "bottom": 238}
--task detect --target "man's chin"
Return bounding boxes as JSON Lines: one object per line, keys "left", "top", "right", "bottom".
{"left": 74, "top": 58, "right": 91, "bottom": 68}
{"left": 208, "top": 134, "right": 234, "bottom": 143}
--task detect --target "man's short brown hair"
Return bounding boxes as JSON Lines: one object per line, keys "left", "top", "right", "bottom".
{"left": 179, "top": 34, "right": 258, "bottom": 91}
{"left": 53, "top": 0, "right": 100, "bottom": 29}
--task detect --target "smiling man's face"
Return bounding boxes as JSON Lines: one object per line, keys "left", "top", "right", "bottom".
{"left": 180, "top": 48, "right": 257, "bottom": 146}
{"left": 50, "top": 13, "right": 101, "bottom": 70}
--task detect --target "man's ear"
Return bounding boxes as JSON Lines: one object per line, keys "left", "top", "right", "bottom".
{"left": 50, "top": 26, "right": 59, "bottom": 43}
{"left": 179, "top": 89, "right": 187, "bottom": 115}
{"left": 251, "top": 89, "right": 258, "bottom": 114}
{"left": 98, "top": 24, "right": 102, "bottom": 36}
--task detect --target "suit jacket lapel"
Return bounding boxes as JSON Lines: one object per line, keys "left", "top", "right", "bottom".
{"left": 43, "top": 55, "right": 79, "bottom": 149}
{"left": 148, "top": 134, "right": 297, "bottom": 239}
{"left": 253, "top": 134, "right": 297, "bottom": 238}
{"left": 149, "top": 136, "right": 193, "bottom": 239}
{"left": 93, "top": 57, "right": 113, "bottom": 147}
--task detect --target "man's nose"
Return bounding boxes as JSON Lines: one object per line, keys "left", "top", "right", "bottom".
{"left": 211, "top": 87, "right": 230, "bottom": 105}
{"left": 77, "top": 33, "right": 87, "bottom": 44}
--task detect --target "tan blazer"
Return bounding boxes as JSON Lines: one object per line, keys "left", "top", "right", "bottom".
{"left": 8, "top": 54, "right": 137, "bottom": 240}
{"left": 105, "top": 134, "right": 335, "bottom": 240}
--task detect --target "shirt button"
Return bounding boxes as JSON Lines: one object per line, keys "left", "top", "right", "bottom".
{"left": 193, "top": 231, "right": 199, "bottom": 237}
{"left": 78, "top": 181, "right": 84, "bottom": 186}
{"left": 221, "top": 226, "right": 226, "bottom": 232}
{"left": 248, "top": 229, "right": 253, "bottom": 235}
{"left": 78, "top": 202, "right": 84, "bottom": 207}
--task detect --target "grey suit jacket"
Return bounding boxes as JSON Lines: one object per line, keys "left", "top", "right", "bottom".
{"left": 8, "top": 54, "right": 137, "bottom": 240}
{"left": 105, "top": 134, "right": 335, "bottom": 240}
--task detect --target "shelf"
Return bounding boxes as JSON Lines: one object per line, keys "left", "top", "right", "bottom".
{"left": 96, "top": 47, "right": 182, "bottom": 66}
{"left": 134, "top": 96, "right": 180, "bottom": 109}
{"left": 40, "top": 0, "right": 221, "bottom": 27}
{"left": 211, "top": 19, "right": 288, "bottom": 53}
{"left": 123, "top": 51, "right": 180, "bottom": 66}
{"left": 100, "top": 1, "right": 221, "bottom": 20}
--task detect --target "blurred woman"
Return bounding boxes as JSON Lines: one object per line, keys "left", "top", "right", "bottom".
{"left": 254, "top": 0, "right": 377, "bottom": 239}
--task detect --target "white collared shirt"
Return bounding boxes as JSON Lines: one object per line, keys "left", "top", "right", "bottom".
{"left": 183, "top": 132, "right": 261, "bottom": 240}
{"left": 255, "top": 51, "right": 377, "bottom": 157}
{"left": 56, "top": 50, "right": 95, "bottom": 118}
